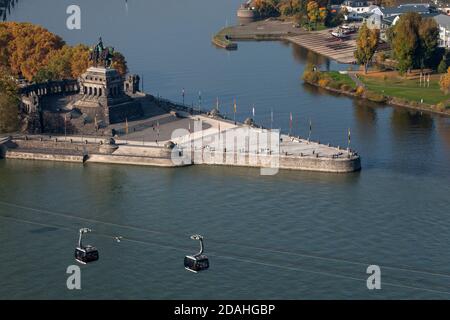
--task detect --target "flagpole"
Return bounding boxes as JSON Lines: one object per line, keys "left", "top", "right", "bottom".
{"left": 64, "top": 113, "right": 67, "bottom": 142}
{"left": 125, "top": 118, "right": 129, "bottom": 145}
{"left": 252, "top": 105, "right": 255, "bottom": 124}
{"left": 233, "top": 98, "right": 237, "bottom": 124}
{"left": 289, "top": 112, "right": 293, "bottom": 137}
{"left": 270, "top": 109, "right": 273, "bottom": 131}
{"left": 347, "top": 128, "right": 351, "bottom": 151}
{"left": 308, "top": 119, "right": 312, "bottom": 142}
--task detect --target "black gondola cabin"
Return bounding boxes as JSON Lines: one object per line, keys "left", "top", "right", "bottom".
{"left": 184, "top": 254, "right": 209, "bottom": 273}
{"left": 75, "top": 228, "right": 99, "bottom": 264}
{"left": 75, "top": 245, "right": 99, "bottom": 264}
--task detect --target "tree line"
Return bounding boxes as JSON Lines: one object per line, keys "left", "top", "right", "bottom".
{"left": 0, "top": 22, "right": 128, "bottom": 133}
{"left": 355, "top": 12, "right": 444, "bottom": 75}
{"left": 252, "top": 0, "right": 344, "bottom": 29}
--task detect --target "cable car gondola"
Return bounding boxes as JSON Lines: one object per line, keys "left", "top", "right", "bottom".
{"left": 184, "top": 234, "right": 209, "bottom": 273}
{"left": 75, "top": 228, "right": 99, "bottom": 264}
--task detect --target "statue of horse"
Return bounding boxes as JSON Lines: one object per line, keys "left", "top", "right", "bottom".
{"left": 100, "top": 47, "right": 115, "bottom": 68}
{"left": 88, "top": 37, "right": 114, "bottom": 68}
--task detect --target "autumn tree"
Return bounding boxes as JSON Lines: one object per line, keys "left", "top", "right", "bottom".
{"left": 354, "top": 22, "right": 379, "bottom": 74}
{"left": 319, "top": 7, "right": 328, "bottom": 23}
{"left": 0, "top": 22, "right": 65, "bottom": 80}
{"left": 306, "top": 1, "right": 319, "bottom": 30}
{"left": 111, "top": 52, "right": 128, "bottom": 76}
{"left": 440, "top": 67, "right": 450, "bottom": 94}
{"left": 0, "top": 22, "right": 128, "bottom": 82}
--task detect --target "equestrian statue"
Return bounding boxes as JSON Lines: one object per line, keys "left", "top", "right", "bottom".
{"left": 89, "top": 37, "right": 115, "bottom": 68}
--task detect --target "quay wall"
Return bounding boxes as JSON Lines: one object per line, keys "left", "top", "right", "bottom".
{"left": 0, "top": 141, "right": 7, "bottom": 158}
{"left": 86, "top": 154, "right": 187, "bottom": 167}
{"left": 5, "top": 151, "right": 84, "bottom": 163}
{"left": 190, "top": 150, "right": 361, "bottom": 173}
{"left": 12, "top": 139, "right": 100, "bottom": 154}
{"left": 279, "top": 154, "right": 361, "bottom": 173}
{"left": 1, "top": 133, "right": 361, "bottom": 173}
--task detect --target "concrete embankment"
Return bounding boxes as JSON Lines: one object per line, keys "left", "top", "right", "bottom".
{"left": 213, "top": 20, "right": 358, "bottom": 64}
{"left": 5, "top": 151, "right": 85, "bottom": 163}
{"left": 0, "top": 136, "right": 189, "bottom": 168}
{"left": 190, "top": 150, "right": 360, "bottom": 173}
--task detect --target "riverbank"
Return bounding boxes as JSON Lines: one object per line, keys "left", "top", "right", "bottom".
{"left": 213, "top": 19, "right": 358, "bottom": 64}
{"left": 303, "top": 70, "right": 450, "bottom": 117}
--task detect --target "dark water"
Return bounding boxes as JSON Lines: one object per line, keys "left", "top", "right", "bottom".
{"left": 1, "top": 0, "right": 449, "bottom": 299}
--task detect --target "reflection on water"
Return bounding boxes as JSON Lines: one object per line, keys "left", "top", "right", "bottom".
{"left": 436, "top": 117, "right": 450, "bottom": 152}
{"left": 290, "top": 43, "right": 331, "bottom": 70}
{"left": 353, "top": 100, "right": 378, "bottom": 141}
{"left": 391, "top": 109, "right": 434, "bottom": 132}
{"left": 2, "top": 0, "right": 450, "bottom": 299}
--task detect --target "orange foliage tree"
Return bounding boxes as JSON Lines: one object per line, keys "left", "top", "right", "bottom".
{"left": 0, "top": 22, "right": 64, "bottom": 80}
{"left": 440, "top": 67, "right": 450, "bottom": 94}
{"left": 0, "top": 22, "right": 128, "bottom": 82}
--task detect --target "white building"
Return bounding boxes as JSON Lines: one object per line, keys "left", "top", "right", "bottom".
{"left": 433, "top": 14, "right": 450, "bottom": 47}
{"left": 342, "top": 1, "right": 376, "bottom": 20}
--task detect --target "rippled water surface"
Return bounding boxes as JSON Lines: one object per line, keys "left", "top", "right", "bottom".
{"left": 0, "top": 0, "right": 449, "bottom": 299}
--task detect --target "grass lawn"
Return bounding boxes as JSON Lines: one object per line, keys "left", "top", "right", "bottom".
{"left": 326, "top": 71, "right": 357, "bottom": 89}
{"left": 359, "top": 74, "right": 450, "bottom": 105}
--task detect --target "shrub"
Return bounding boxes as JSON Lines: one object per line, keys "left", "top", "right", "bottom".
{"left": 436, "top": 102, "right": 450, "bottom": 111}
{"left": 328, "top": 81, "right": 341, "bottom": 90}
{"left": 365, "top": 90, "right": 386, "bottom": 103}
{"left": 318, "top": 78, "right": 330, "bottom": 87}
{"left": 303, "top": 70, "right": 321, "bottom": 84}
{"left": 355, "top": 86, "right": 365, "bottom": 96}
{"left": 340, "top": 84, "right": 352, "bottom": 92}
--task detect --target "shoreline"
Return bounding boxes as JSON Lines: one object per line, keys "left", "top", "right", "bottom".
{"left": 213, "top": 20, "right": 357, "bottom": 64}
{"left": 304, "top": 80, "right": 450, "bottom": 117}
{"left": 0, "top": 94, "right": 362, "bottom": 174}
{"left": 214, "top": 20, "right": 449, "bottom": 116}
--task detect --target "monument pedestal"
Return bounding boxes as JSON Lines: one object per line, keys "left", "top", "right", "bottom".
{"left": 73, "top": 67, "right": 143, "bottom": 125}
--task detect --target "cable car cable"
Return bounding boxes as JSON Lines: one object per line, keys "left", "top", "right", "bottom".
{"left": 2, "top": 200, "right": 450, "bottom": 280}
{"left": 1, "top": 214, "right": 450, "bottom": 297}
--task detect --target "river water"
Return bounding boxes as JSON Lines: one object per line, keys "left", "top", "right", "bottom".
{"left": 1, "top": 0, "right": 449, "bottom": 299}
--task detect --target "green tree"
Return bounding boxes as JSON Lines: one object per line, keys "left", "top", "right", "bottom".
{"left": 438, "top": 55, "right": 448, "bottom": 74}
{"left": 418, "top": 18, "right": 439, "bottom": 70}
{"left": 390, "top": 13, "right": 421, "bottom": 74}
{"left": 0, "top": 68, "right": 19, "bottom": 133}
{"left": 354, "top": 23, "right": 379, "bottom": 74}
{"left": 253, "top": 0, "right": 280, "bottom": 17}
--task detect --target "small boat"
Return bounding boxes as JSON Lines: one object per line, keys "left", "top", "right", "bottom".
{"left": 331, "top": 28, "right": 351, "bottom": 39}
